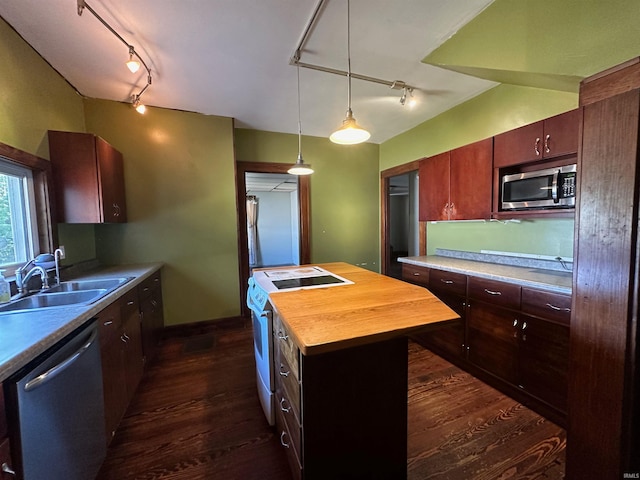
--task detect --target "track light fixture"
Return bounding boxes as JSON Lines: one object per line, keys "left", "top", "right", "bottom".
{"left": 400, "top": 87, "right": 416, "bottom": 108}
{"left": 288, "top": 56, "right": 314, "bottom": 176}
{"left": 329, "top": 0, "right": 370, "bottom": 145}
{"left": 77, "top": 0, "right": 153, "bottom": 114}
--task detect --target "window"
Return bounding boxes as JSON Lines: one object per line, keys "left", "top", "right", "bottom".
{"left": 0, "top": 157, "right": 39, "bottom": 274}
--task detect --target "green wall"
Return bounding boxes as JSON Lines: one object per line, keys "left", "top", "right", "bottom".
{"left": 235, "top": 129, "right": 380, "bottom": 270}
{"left": 83, "top": 99, "right": 238, "bottom": 326}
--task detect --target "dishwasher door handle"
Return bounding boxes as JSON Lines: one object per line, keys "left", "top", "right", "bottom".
{"left": 24, "top": 328, "right": 98, "bottom": 392}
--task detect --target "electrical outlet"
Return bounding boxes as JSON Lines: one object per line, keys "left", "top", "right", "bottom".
{"left": 58, "top": 245, "right": 66, "bottom": 259}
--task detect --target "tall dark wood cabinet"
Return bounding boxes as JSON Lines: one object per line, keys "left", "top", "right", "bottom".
{"left": 48, "top": 130, "right": 127, "bottom": 223}
{"left": 568, "top": 59, "right": 640, "bottom": 479}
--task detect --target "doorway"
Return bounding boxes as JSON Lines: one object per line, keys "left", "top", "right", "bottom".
{"left": 380, "top": 160, "right": 424, "bottom": 278}
{"left": 236, "top": 162, "right": 310, "bottom": 317}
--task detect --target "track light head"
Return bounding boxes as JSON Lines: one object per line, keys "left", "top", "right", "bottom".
{"left": 132, "top": 95, "right": 146, "bottom": 114}
{"left": 126, "top": 46, "right": 141, "bottom": 73}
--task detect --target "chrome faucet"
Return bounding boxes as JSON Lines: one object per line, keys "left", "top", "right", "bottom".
{"left": 54, "top": 248, "right": 64, "bottom": 285}
{"left": 15, "top": 261, "right": 49, "bottom": 296}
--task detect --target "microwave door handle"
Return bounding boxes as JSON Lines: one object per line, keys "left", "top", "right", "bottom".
{"left": 551, "top": 170, "right": 559, "bottom": 203}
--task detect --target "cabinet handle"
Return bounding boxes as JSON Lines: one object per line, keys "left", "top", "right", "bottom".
{"left": 2, "top": 463, "right": 16, "bottom": 476}
{"left": 127, "top": 300, "right": 135, "bottom": 306}
{"left": 484, "top": 288, "right": 502, "bottom": 296}
{"left": 143, "top": 287, "right": 151, "bottom": 292}
{"left": 279, "top": 363, "right": 290, "bottom": 377}
{"left": 544, "top": 134, "right": 551, "bottom": 153}
{"left": 513, "top": 319, "right": 518, "bottom": 327}
{"left": 413, "top": 272, "right": 420, "bottom": 276}
{"left": 546, "top": 302, "right": 571, "bottom": 313}
{"left": 280, "top": 431, "right": 290, "bottom": 448}
{"left": 121, "top": 335, "right": 127, "bottom": 343}
{"left": 280, "top": 397, "right": 291, "bottom": 413}
{"left": 103, "top": 320, "right": 113, "bottom": 326}
{"left": 113, "top": 203, "right": 121, "bottom": 217}
{"left": 277, "top": 331, "right": 289, "bottom": 341}
{"left": 440, "top": 279, "right": 454, "bottom": 284}
{"left": 151, "top": 300, "right": 158, "bottom": 307}
{"left": 522, "top": 322, "right": 527, "bottom": 330}
{"left": 534, "top": 137, "right": 541, "bottom": 156}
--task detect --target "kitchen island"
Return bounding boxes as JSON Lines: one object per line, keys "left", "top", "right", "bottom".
{"left": 264, "top": 262, "right": 458, "bottom": 480}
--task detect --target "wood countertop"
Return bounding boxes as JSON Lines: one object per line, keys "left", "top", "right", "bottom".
{"left": 268, "top": 262, "right": 458, "bottom": 356}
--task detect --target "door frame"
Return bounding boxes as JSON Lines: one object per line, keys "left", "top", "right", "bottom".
{"left": 380, "top": 160, "right": 425, "bottom": 276}
{"left": 236, "top": 161, "right": 311, "bottom": 317}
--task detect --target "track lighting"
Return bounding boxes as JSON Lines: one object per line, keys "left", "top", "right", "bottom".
{"left": 77, "top": 0, "right": 153, "bottom": 114}
{"left": 126, "top": 46, "right": 140, "bottom": 73}
{"left": 330, "top": 0, "right": 370, "bottom": 145}
{"left": 400, "top": 87, "right": 416, "bottom": 108}
{"left": 288, "top": 58, "right": 313, "bottom": 175}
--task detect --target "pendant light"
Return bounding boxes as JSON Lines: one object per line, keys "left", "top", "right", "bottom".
{"left": 329, "top": 0, "right": 370, "bottom": 145}
{"left": 288, "top": 59, "right": 314, "bottom": 175}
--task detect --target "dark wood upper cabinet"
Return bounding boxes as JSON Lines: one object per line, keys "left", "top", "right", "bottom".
{"left": 494, "top": 109, "right": 580, "bottom": 168}
{"left": 48, "top": 131, "right": 127, "bottom": 223}
{"left": 419, "top": 138, "right": 492, "bottom": 221}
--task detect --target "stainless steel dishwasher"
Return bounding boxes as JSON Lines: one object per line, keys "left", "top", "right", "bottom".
{"left": 5, "top": 320, "right": 106, "bottom": 480}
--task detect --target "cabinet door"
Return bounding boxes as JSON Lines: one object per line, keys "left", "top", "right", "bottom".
{"left": 493, "top": 121, "right": 544, "bottom": 167}
{"left": 467, "top": 302, "right": 519, "bottom": 384}
{"left": 419, "top": 151, "right": 450, "bottom": 221}
{"left": 121, "top": 294, "right": 144, "bottom": 403}
{"left": 96, "top": 137, "right": 127, "bottom": 223}
{"left": 0, "top": 437, "right": 14, "bottom": 480}
{"left": 518, "top": 315, "right": 569, "bottom": 412}
{"left": 414, "top": 291, "right": 466, "bottom": 359}
{"left": 542, "top": 109, "right": 580, "bottom": 159}
{"left": 449, "top": 138, "right": 493, "bottom": 220}
{"left": 139, "top": 273, "right": 163, "bottom": 365}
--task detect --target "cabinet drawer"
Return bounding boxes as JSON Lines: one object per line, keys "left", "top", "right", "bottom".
{"left": 275, "top": 345, "right": 301, "bottom": 421}
{"left": 120, "top": 289, "right": 139, "bottom": 318}
{"left": 0, "top": 437, "right": 13, "bottom": 480}
{"left": 0, "top": 383, "right": 6, "bottom": 438}
{"left": 468, "top": 277, "right": 521, "bottom": 310}
{"left": 275, "top": 396, "right": 302, "bottom": 480}
{"left": 276, "top": 388, "right": 301, "bottom": 454}
{"left": 429, "top": 269, "right": 467, "bottom": 297}
{"left": 138, "top": 272, "right": 161, "bottom": 299}
{"left": 401, "top": 264, "right": 429, "bottom": 287}
{"left": 98, "top": 301, "right": 122, "bottom": 347}
{"left": 521, "top": 288, "right": 571, "bottom": 326}
{"left": 274, "top": 313, "right": 300, "bottom": 382}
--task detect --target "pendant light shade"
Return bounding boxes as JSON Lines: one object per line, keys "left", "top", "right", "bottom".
{"left": 330, "top": 0, "right": 369, "bottom": 145}
{"left": 329, "top": 108, "right": 370, "bottom": 144}
{"left": 288, "top": 59, "right": 313, "bottom": 176}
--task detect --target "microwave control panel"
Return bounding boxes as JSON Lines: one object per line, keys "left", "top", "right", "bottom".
{"left": 561, "top": 173, "right": 576, "bottom": 198}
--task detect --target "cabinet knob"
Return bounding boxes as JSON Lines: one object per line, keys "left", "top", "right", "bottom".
{"left": 2, "top": 463, "right": 16, "bottom": 476}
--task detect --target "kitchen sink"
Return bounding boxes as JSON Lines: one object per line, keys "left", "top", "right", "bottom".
{"left": 0, "top": 276, "right": 134, "bottom": 314}
{"left": 44, "top": 277, "right": 133, "bottom": 293}
{"left": 0, "top": 289, "right": 107, "bottom": 313}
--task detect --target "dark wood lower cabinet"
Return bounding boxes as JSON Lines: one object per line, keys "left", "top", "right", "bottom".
{"left": 274, "top": 312, "right": 408, "bottom": 479}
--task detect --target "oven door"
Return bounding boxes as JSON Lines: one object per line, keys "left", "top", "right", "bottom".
{"left": 247, "top": 291, "right": 275, "bottom": 425}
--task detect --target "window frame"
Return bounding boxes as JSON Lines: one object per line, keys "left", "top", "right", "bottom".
{"left": 0, "top": 141, "right": 55, "bottom": 277}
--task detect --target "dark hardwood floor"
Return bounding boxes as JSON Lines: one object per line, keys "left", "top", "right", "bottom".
{"left": 97, "top": 321, "right": 565, "bottom": 479}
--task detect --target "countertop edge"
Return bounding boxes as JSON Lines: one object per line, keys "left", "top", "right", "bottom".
{"left": 0, "top": 262, "right": 163, "bottom": 383}
{"left": 399, "top": 256, "right": 572, "bottom": 295}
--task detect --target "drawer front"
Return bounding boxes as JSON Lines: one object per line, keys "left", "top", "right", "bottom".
{"left": 98, "top": 301, "right": 122, "bottom": 347}
{"left": 429, "top": 269, "right": 467, "bottom": 297}
{"left": 273, "top": 313, "right": 300, "bottom": 382}
{"left": 275, "top": 345, "right": 301, "bottom": 421}
{"left": 275, "top": 396, "right": 303, "bottom": 480}
{"left": 521, "top": 288, "right": 572, "bottom": 326}
{"left": 0, "top": 383, "right": 6, "bottom": 438}
{"left": 138, "top": 271, "right": 161, "bottom": 299}
{"left": 120, "top": 289, "right": 140, "bottom": 318}
{"left": 0, "top": 437, "right": 13, "bottom": 480}
{"left": 401, "top": 264, "right": 429, "bottom": 287}
{"left": 468, "top": 277, "right": 521, "bottom": 310}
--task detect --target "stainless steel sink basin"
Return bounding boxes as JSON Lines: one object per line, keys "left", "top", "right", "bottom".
{"left": 0, "top": 289, "right": 107, "bottom": 313}
{"left": 45, "top": 277, "right": 133, "bottom": 293}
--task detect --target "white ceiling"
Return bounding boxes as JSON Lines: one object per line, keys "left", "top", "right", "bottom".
{"left": 246, "top": 173, "right": 298, "bottom": 193}
{"left": 0, "top": 0, "right": 497, "bottom": 144}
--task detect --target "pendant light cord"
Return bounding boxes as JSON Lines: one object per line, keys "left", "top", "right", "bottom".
{"left": 297, "top": 61, "right": 303, "bottom": 157}
{"left": 346, "top": 0, "right": 352, "bottom": 113}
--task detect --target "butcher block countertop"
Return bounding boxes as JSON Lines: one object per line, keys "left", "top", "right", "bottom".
{"left": 268, "top": 262, "right": 458, "bottom": 356}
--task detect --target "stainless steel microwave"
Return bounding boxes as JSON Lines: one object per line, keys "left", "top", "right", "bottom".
{"left": 501, "top": 164, "right": 576, "bottom": 210}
